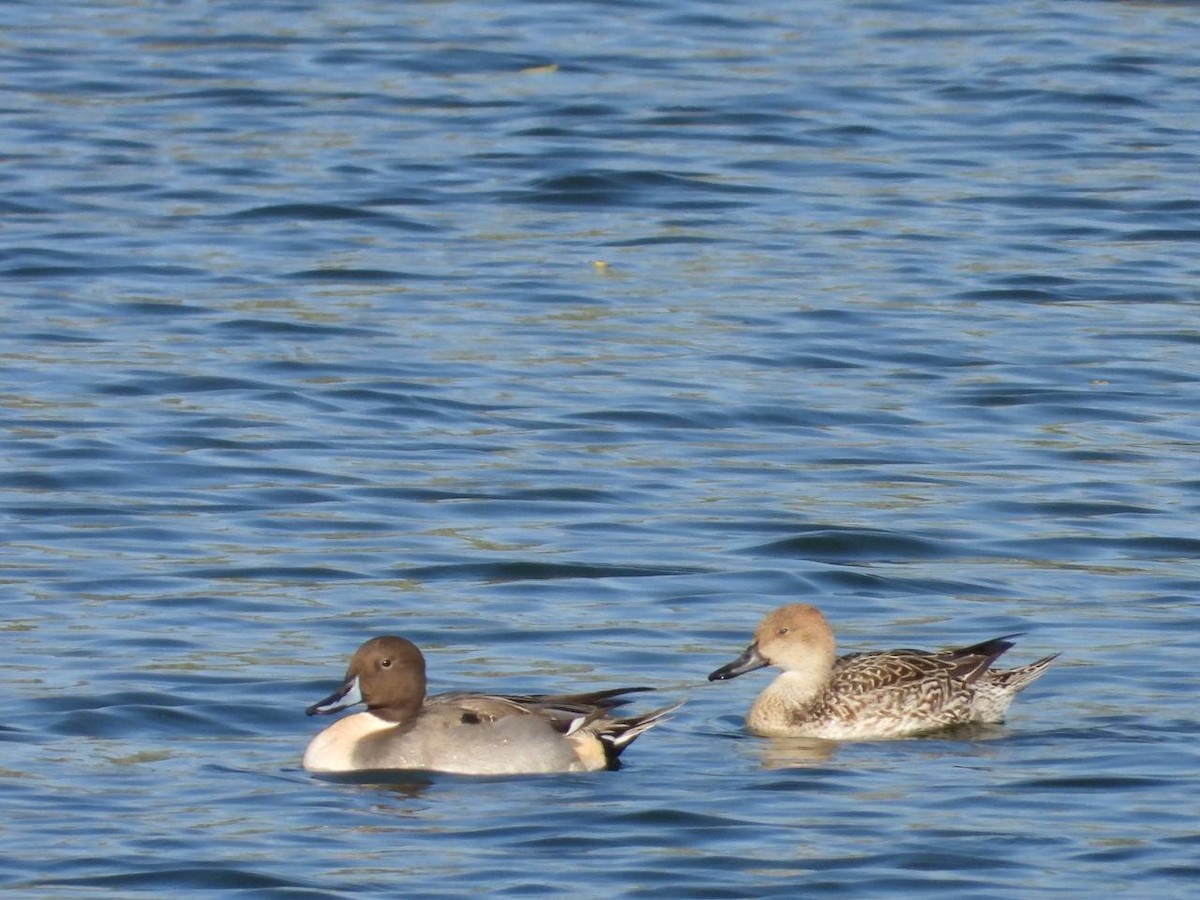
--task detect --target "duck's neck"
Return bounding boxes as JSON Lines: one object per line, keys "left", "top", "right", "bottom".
{"left": 747, "top": 654, "right": 834, "bottom": 734}
{"left": 370, "top": 697, "right": 422, "bottom": 724}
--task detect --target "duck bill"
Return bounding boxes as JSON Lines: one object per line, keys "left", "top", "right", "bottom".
{"left": 306, "top": 675, "right": 364, "bottom": 716}
{"left": 708, "top": 642, "right": 769, "bottom": 681}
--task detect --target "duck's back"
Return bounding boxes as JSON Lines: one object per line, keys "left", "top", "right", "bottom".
{"left": 806, "top": 652, "right": 978, "bottom": 738}
{"left": 349, "top": 695, "right": 587, "bottom": 774}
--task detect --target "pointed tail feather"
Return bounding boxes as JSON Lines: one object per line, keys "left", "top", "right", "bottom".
{"left": 946, "top": 633, "right": 1024, "bottom": 683}
{"left": 988, "top": 652, "right": 1060, "bottom": 692}
{"left": 593, "top": 700, "right": 685, "bottom": 770}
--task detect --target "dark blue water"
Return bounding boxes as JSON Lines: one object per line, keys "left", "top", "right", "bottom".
{"left": 3, "top": 1, "right": 1199, "bottom": 896}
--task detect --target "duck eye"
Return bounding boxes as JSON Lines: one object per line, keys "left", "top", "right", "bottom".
{"left": 380, "top": 658, "right": 392, "bottom": 669}
{"left": 778, "top": 627, "right": 789, "bottom": 636}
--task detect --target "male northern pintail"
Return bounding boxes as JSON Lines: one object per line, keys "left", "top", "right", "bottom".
{"left": 708, "top": 604, "right": 1058, "bottom": 739}
{"left": 304, "top": 636, "right": 681, "bottom": 774}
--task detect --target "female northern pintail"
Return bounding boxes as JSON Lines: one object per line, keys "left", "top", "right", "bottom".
{"left": 304, "top": 636, "right": 680, "bottom": 775}
{"left": 708, "top": 604, "right": 1058, "bottom": 739}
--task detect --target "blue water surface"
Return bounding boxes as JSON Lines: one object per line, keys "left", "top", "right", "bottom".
{"left": 2, "top": 0, "right": 1199, "bottom": 896}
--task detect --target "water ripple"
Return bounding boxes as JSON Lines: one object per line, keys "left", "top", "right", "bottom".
{"left": 2, "top": 0, "right": 1198, "bottom": 897}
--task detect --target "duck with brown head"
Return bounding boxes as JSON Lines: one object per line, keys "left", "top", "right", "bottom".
{"left": 709, "top": 604, "right": 1058, "bottom": 739}
{"left": 304, "top": 636, "right": 681, "bottom": 775}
